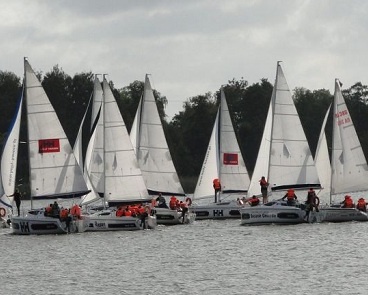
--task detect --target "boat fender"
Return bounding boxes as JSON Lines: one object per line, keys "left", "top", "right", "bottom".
{"left": 0, "top": 207, "right": 6, "bottom": 218}
{"left": 314, "top": 196, "right": 320, "bottom": 207}
{"left": 185, "top": 197, "right": 192, "bottom": 206}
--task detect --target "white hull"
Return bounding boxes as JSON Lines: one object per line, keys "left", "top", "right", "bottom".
{"left": 11, "top": 210, "right": 88, "bottom": 235}
{"left": 240, "top": 205, "right": 306, "bottom": 225}
{"left": 85, "top": 210, "right": 157, "bottom": 231}
{"left": 191, "top": 201, "right": 242, "bottom": 220}
{"left": 152, "top": 207, "right": 196, "bottom": 225}
{"left": 319, "top": 207, "right": 368, "bottom": 222}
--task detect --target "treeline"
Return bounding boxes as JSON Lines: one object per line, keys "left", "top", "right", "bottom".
{"left": 1, "top": 66, "right": 368, "bottom": 194}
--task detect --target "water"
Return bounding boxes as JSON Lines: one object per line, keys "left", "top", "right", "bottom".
{"left": 1, "top": 201, "right": 368, "bottom": 295}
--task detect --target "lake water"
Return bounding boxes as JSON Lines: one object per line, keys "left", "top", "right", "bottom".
{"left": 1, "top": 200, "right": 368, "bottom": 295}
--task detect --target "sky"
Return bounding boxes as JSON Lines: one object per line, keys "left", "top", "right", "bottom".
{"left": 1, "top": 0, "right": 367, "bottom": 120}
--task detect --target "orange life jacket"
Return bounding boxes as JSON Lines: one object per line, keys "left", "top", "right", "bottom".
{"left": 287, "top": 190, "right": 296, "bottom": 200}
{"left": 125, "top": 209, "right": 132, "bottom": 217}
{"left": 213, "top": 179, "right": 221, "bottom": 190}
{"left": 60, "top": 209, "right": 69, "bottom": 219}
{"left": 249, "top": 198, "right": 260, "bottom": 206}
{"left": 344, "top": 198, "right": 354, "bottom": 208}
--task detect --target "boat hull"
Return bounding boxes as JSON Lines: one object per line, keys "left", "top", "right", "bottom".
{"left": 191, "top": 202, "right": 242, "bottom": 220}
{"left": 11, "top": 210, "right": 87, "bottom": 235}
{"left": 152, "top": 207, "right": 196, "bottom": 225}
{"left": 85, "top": 210, "right": 157, "bottom": 231}
{"left": 319, "top": 207, "right": 368, "bottom": 222}
{"left": 240, "top": 203, "right": 307, "bottom": 225}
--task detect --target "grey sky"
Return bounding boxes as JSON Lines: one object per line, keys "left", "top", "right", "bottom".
{"left": 1, "top": 0, "right": 367, "bottom": 119}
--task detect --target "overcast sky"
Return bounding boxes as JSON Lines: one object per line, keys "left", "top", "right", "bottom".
{"left": 1, "top": 0, "right": 367, "bottom": 119}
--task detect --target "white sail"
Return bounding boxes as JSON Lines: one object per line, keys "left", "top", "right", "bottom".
{"left": 85, "top": 77, "right": 104, "bottom": 195}
{"left": 193, "top": 110, "right": 220, "bottom": 199}
{"left": 102, "top": 78, "right": 149, "bottom": 203}
{"left": 130, "top": 96, "right": 141, "bottom": 155}
{"left": 25, "top": 59, "right": 89, "bottom": 198}
{"left": 132, "top": 75, "right": 184, "bottom": 195}
{"left": 193, "top": 89, "right": 250, "bottom": 200}
{"left": 314, "top": 105, "right": 331, "bottom": 202}
{"left": 1, "top": 94, "right": 23, "bottom": 207}
{"left": 268, "top": 62, "right": 320, "bottom": 191}
{"left": 331, "top": 79, "right": 368, "bottom": 195}
{"left": 247, "top": 102, "right": 272, "bottom": 197}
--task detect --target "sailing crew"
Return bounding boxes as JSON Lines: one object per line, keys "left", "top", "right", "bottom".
{"left": 356, "top": 198, "right": 367, "bottom": 212}
{"left": 248, "top": 195, "right": 260, "bottom": 207}
{"left": 213, "top": 178, "right": 221, "bottom": 202}
{"left": 259, "top": 176, "right": 269, "bottom": 204}
{"left": 237, "top": 198, "right": 244, "bottom": 206}
{"left": 282, "top": 189, "right": 298, "bottom": 206}
{"left": 10, "top": 189, "right": 21, "bottom": 216}
{"left": 169, "top": 196, "right": 178, "bottom": 210}
{"left": 341, "top": 195, "right": 354, "bottom": 208}
{"left": 180, "top": 201, "right": 188, "bottom": 223}
{"left": 305, "top": 188, "right": 320, "bottom": 220}
{"left": 52, "top": 201, "right": 60, "bottom": 218}
{"left": 156, "top": 193, "right": 168, "bottom": 208}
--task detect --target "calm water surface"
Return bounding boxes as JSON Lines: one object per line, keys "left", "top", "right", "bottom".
{"left": 1, "top": 200, "right": 368, "bottom": 295}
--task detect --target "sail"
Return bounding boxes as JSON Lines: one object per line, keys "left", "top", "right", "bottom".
{"left": 85, "top": 77, "right": 104, "bottom": 195}
{"left": 193, "top": 110, "right": 220, "bottom": 199}
{"left": 25, "top": 59, "right": 89, "bottom": 199}
{"left": 314, "top": 105, "right": 331, "bottom": 201}
{"left": 130, "top": 96, "right": 141, "bottom": 155}
{"left": 331, "top": 79, "right": 368, "bottom": 195}
{"left": 247, "top": 102, "right": 272, "bottom": 197}
{"left": 194, "top": 89, "right": 250, "bottom": 200}
{"left": 102, "top": 78, "right": 149, "bottom": 203}
{"left": 0, "top": 94, "right": 23, "bottom": 207}
{"left": 132, "top": 75, "right": 184, "bottom": 196}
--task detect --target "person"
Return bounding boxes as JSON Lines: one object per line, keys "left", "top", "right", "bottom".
{"left": 10, "top": 189, "right": 21, "bottom": 216}
{"left": 169, "top": 196, "right": 178, "bottom": 210}
{"left": 116, "top": 206, "right": 125, "bottom": 217}
{"left": 259, "top": 176, "right": 269, "bottom": 204}
{"left": 213, "top": 178, "right": 221, "bottom": 202}
{"left": 248, "top": 195, "right": 260, "bottom": 207}
{"left": 51, "top": 201, "right": 60, "bottom": 217}
{"left": 237, "top": 198, "right": 244, "bottom": 206}
{"left": 180, "top": 201, "right": 188, "bottom": 223}
{"left": 305, "top": 188, "right": 320, "bottom": 220}
{"left": 356, "top": 198, "right": 367, "bottom": 212}
{"left": 45, "top": 204, "right": 53, "bottom": 217}
{"left": 156, "top": 193, "right": 168, "bottom": 209}
{"left": 341, "top": 195, "right": 354, "bottom": 208}
{"left": 282, "top": 189, "right": 297, "bottom": 206}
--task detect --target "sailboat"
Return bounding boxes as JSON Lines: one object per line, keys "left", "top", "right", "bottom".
{"left": 190, "top": 88, "right": 250, "bottom": 219}
{"left": 241, "top": 62, "right": 322, "bottom": 225}
{"left": 0, "top": 94, "right": 23, "bottom": 227}
{"left": 130, "top": 74, "right": 195, "bottom": 225}
{"left": 11, "top": 59, "right": 90, "bottom": 235}
{"left": 82, "top": 76, "right": 156, "bottom": 231}
{"left": 318, "top": 79, "right": 368, "bottom": 222}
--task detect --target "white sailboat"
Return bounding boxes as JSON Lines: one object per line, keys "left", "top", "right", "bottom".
{"left": 191, "top": 88, "right": 251, "bottom": 219}
{"left": 318, "top": 79, "right": 368, "bottom": 222}
{"left": 241, "top": 62, "right": 322, "bottom": 225}
{"left": 83, "top": 76, "right": 156, "bottom": 231}
{"left": 130, "top": 75, "right": 195, "bottom": 225}
{"left": 11, "top": 59, "right": 90, "bottom": 235}
{"left": 0, "top": 94, "right": 23, "bottom": 227}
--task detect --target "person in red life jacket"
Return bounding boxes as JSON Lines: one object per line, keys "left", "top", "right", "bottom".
{"left": 179, "top": 201, "right": 188, "bottom": 223}
{"left": 44, "top": 204, "right": 53, "bottom": 217}
{"left": 213, "top": 178, "right": 221, "bottom": 202}
{"left": 60, "top": 208, "right": 72, "bottom": 232}
{"left": 124, "top": 206, "right": 132, "bottom": 217}
{"left": 259, "top": 176, "right": 269, "bottom": 204}
{"left": 169, "top": 196, "right": 178, "bottom": 210}
{"left": 70, "top": 204, "right": 82, "bottom": 219}
{"left": 116, "top": 206, "right": 125, "bottom": 217}
{"left": 356, "top": 198, "right": 366, "bottom": 212}
{"left": 341, "top": 195, "right": 354, "bottom": 208}
{"left": 282, "top": 189, "right": 298, "bottom": 206}
{"left": 248, "top": 195, "right": 260, "bottom": 207}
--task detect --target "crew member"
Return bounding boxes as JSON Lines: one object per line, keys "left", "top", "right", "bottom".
{"left": 356, "top": 198, "right": 367, "bottom": 212}
{"left": 259, "top": 176, "right": 269, "bottom": 204}
{"left": 341, "top": 195, "right": 354, "bottom": 208}
{"left": 213, "top": 178, "right": 221, "bottom": 202}
{"left": 248, "top": 195, "right": 260, "bottom": 207}
{"left": 305, "top": 188, "right": 320, "bottom": 221}
{"left": 282, "top": 189, "right": 297, "bottom": 206}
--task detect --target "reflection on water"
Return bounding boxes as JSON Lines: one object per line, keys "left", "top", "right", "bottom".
{"left": 1, "top": 201, "right": 367, "bottom": 295}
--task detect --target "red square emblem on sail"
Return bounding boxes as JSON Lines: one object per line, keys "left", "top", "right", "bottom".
{"left": 223, "top": 153, "right": 238, "bottom": 165}
{"left": 39, "top": 139, "right": 60, "bottom": 153}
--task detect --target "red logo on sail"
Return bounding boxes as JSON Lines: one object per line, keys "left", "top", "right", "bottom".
{"left": 39, "top": 139, "right": 60, "bottom": 153}
{"left": 223, "top": 153, "right": 238, "bottom": 165}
